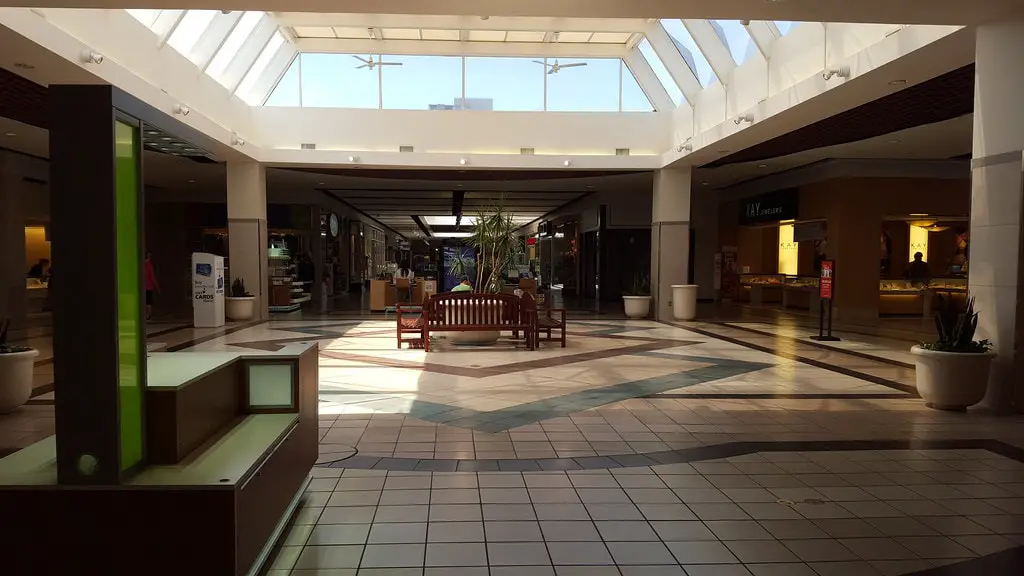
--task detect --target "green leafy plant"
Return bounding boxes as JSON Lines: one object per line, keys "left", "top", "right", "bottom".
{"left": 623, "top": 273, "right": 651, "bottom": 297}
{"left": 920, "top": 295, "right": 992, "bottom": 353}
{"left": 0, "top": 320, "right": 32, "bottom": 354}
{"left": 446, "top": 201, "right": 525, "bottom": 293}
{"left": 230, "top": 278, "right": 252, "bottom": 298}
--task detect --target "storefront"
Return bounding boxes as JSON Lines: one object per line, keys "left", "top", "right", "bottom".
{"left": 719, "top": 177, "right": 971, "bottom": 321}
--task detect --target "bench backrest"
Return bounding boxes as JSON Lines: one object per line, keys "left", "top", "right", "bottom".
{"left": 425, "top": 292, "right": 525, "bottom": 328}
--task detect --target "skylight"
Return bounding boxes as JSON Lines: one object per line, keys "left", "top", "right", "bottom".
{"left": 206, "top": 11, "right": 264, "bottom": 81}
{"left": 638, "top": 39, "right": 685, "bottom": 106}
{"left": 660, "top": 19, "right": 717, "bottom": 87}
{"left": 167, "top": 10, "right": 218, "bottom": 59}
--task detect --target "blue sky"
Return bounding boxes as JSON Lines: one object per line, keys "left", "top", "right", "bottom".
{"left": 264, "top": 20, "right": 793, "bottom": 111}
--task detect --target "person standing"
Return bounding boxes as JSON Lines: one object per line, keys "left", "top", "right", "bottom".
{"left": 144, "top": 252, "right": 160, "bottom": 320}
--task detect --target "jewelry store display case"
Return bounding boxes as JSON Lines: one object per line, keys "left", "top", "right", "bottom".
{"left": 738, "top": 274, "right": 785, "bottom": 304}
{"left": 782, "top": 275, "right": 821, "bottom": 311}
{"left": 878, "top": 278, "right": 966, "bottom": 316}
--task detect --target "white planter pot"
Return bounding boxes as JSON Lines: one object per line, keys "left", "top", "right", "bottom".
{"left": 911, "top": 345, "right": 995, "bottom": 410}
{"left": 671, "top": 285, "right": 699, "bottom": 321}
{"left": 623, "top": 296, "right": 652, "bottom": 319}
{"left": 0, "top": 348, "right": 39, "bottom": 413}
{"left": 224, "top": 296, "right": 256, "bottom": 321}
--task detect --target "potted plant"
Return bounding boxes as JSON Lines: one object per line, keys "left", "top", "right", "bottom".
{"left": 911, "top": 295, "right": 995, "bottom": 410}
{"left": 445, "top": 202, "right": 525, "bottom": 345}
{"left": 225, "top": 278, "right": 256, "bottom": 321}
{"left": 0, "top": 319, "right": 38, "bottom": 413}
{"left": 623, "top": 273, "right": 652, "bottom": 319}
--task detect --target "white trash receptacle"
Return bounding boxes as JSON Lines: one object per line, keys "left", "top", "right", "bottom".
{"left": 671, "top": 285, "right": 699, "bottom": 321}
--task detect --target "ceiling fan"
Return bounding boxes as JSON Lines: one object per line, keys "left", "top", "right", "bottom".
{"left": 353, "top": 55, "right": 402, "bottom": 70}
{"left": 532, "top": 59, "right": 588, "bottom": 74}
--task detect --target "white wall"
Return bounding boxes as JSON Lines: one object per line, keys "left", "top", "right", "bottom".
{"left": 249, "top": 107, "right": 671, "bottom": 156}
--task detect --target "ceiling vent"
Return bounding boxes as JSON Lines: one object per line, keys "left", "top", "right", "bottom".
{"left": 400, "top": 145, "right": 414, "bottom": 153}
{"left": 615, "top": 148, "right": 630, "bottom": 156}
{"left": 301, "top": 143, "right": 316, "bottom": 150}
{"left": 520, "top": 148, "right": 535, "bottom": 155}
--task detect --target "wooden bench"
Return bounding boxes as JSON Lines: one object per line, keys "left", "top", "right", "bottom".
{"left": 397, "top": 292, "right": 535, "bottom": 351}
{"left": 522, "top": 292, "right": 567, "bottom": 348}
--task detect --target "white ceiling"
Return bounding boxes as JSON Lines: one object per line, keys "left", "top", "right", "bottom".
{"left": 1, "top": 0, "right": 1019, "bottom": 26}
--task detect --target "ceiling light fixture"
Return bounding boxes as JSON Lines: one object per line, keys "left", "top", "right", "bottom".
{"left": 757, "top": 164, "right": 768, "bottom": 168}
{"left": 3, "top": 132, "right": 15, "bottom": 137}
{"left": 13, "top": 62, "right": 35, "bottom": 70}
{"left": 188, "top": 180, "right": 196, "bottom": 184}
{"left": 677, "top": 143, "right": 693, "bottom": 153}
{"left": 822, "top": 66, "right": 850, "bottom": 81}
{"left": 348, "top": 155, "right": 359, "bottom": 162}
{"left": 459, "top": 158, "right": 468, "bottom": 165}
{"left": 733, "top": 113, "right": 754, "bottom": 125}
{"left": 80, "top": 50, "right": 104, "bottom": 65}
{"left": 231, "top": 133, "right": 245, "bottom": 146}
{"left": 888, "top": 79, "right": 907, "bottom": 86}
{"left": 563, "top": 160, "right": 572, "bottom": 167}
{"left": 173, "top": 104, "right": 190, "bottom": 116}
{"left": 886, "top": 139, "right": 901, "bottom": 144}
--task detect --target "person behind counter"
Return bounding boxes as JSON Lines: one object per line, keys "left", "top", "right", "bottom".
{"left": 451, "top": 276, "right": 473, "bottom": 293}
{"left": 394, "top": 261, "right": 415, "bottom": 302}
{"left": 905, "top": 251, "right": 930, "bottom": 285}
{"left": 27, "top": 258, "right": 50, "bottom": 281}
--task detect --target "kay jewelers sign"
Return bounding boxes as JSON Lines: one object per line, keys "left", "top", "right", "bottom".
{"left": 740, "top": 189, "right": 799, "bottom": 225}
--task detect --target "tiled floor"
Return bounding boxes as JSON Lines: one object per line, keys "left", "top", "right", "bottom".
{"left": 4, "top": 313, "right": 1024, "bottom": 575}
{"left": 270, "top": 448, "right": 1024, "bottom": 575}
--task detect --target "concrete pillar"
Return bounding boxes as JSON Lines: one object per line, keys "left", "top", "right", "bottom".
{"left": 690, "top": 186, "right": 719, "bottom": 301}
{"left": 971, "top": 22, "right": 1024, "bottom": 412}
{"left": 227, "top": 161, "right": 268, "bottom": 321}
{"left": 0, "top": 152, "right": 28, "bottom": 326}
{"left": 651, "top": 168, "right": 692, "bottom": 321}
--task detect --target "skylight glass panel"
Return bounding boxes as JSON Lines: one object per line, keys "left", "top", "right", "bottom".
{"left": 126, "top": 9, "right": 162, "bottom": 28}
{"left": 505, "top": 30, "right": 546, "bottom": 42}
{"left": 206, "top": 11, "right": 264, "bottom": 80}
{"left": 638, "top": 38, "right": 684, "bottom": 106}
{"left": 660, "top": 19, "right": 717, "bottom": 87}
{"left": 264, "top": 57, "right": 300, "bottom": 106}
{"left": 468, "top": 30, "right": 507, "bottom": 42}
{"left": 299, "top": 53, "right": 380, "bottom": 108}
{"left": 421, "top": 29, "right": 461, "bottom": 41}
{"left": 776, "top": 21, "right": 796, "bottom": 35}
{"left": 381, "top": 28, "right": 421, "bottom": 40}
{"left": 465, "top": 57, "right": 543, "bottom": 111}
{"left": 293, "top": 26, "right": 335, "bottom": 38}
{"left": 237, "top": 31, "right": 284, "bottom": 102}
{"left": 382, "top": 55, "right": 463, "bottom": 110}
{"left": 620, "top": 61, "right": 654, "bottom": 112}
{"left": 167, "top": 10, "right": 218, "bottom": 56}
{"left": 590, "top": 32, "right": 632, "bottom": 44}
{"left": 546, "top": 58, "right": 619, "bottom": 112}
{"left": 712, "top": 20, "right": 758, "bottom": 64}
{"left": 333, "top": 27, "right": 370, "bottom": 39}
{"left": 555, "top": 32, "right": 593, "bottom": 43}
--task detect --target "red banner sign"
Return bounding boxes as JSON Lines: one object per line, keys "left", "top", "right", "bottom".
{"left": 819, "top": 260, "right": 835, "bottom": 300}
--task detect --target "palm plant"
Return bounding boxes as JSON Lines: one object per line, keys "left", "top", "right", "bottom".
{"left": 445, "top": 202, "right": 525, "bottom": 293}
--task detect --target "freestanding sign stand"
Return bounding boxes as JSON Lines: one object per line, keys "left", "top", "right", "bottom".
{"left": 811, "top": 259, "right": 840, "bottom": 342}
{"left": 192, "top": 252, "right": 225, "bottom": 328}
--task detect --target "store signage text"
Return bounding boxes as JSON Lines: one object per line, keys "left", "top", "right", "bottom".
{"left": 819, "top": 260, "right": 835, "bottom": 300}
{"left": 740, "top": 189, "right": 799, "bottom": 225}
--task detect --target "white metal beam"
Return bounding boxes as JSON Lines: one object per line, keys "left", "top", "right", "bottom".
{"left": 191, "top": 10, "right": 242, "bottom": 69}
{"left": 644, "top": 23, "right": 702, "bottom": 104}
{"left": 274, "top": 13, "right": 650, "bottom": 33}
{"left": 744, "top": 20, "right": 777, "bottom": 59}
{"left": 682, "top": 19, "right": 735, "bottom": 85}
{"left": 295, "top": 37, "right": 628, "bottom": 58}
{"left": 253, "top": 45, "right": 297, "bottom": 105}
{"left": 622, "top": 50, "right": 674, "bottom": 112}
{"left": 222, "top": 16, "right": 278, "bottom": 92}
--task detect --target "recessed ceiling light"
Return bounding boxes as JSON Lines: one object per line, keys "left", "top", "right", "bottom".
{"left": 701, "top": 182, "right": 710, "bottom": 186}
{"left": 13, "top": 63, "right": 35, "bottom": 70}
{"left": 886, "top": 139, "right": 901, "bottom": 144}
{"left": 757, "top": 164, "right": 768, "bottom": 168}
{"left": 317, "top": 182, "right": 325, "bottom": 185}
{"left": 888, "top": 79, "right": 907, "bottom": 86}
{"left": 160, "top": 137, "right": 173, "bottom": 141}
{"left": 717, "top": 149, "right": 730, "bottom": 154}
{"left": 3, "top": 132, "right": 15, "bottom": 137}
{"left": 563, "top": 160, "right": 572, "bottom": 167}
{"left": 460, "top": 158, "right": 468, "bottom": 165}
{"left": 188, "top": 180, "right": 196, "bottom": 184}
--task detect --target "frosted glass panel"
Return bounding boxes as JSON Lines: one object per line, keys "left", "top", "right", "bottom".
{"left": 248, "top": 363, "right": 294, "bottom": 409}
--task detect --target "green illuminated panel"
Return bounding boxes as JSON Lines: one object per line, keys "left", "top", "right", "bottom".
{"left": 115, "top": 120, "right": 144, "bottom": 471}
